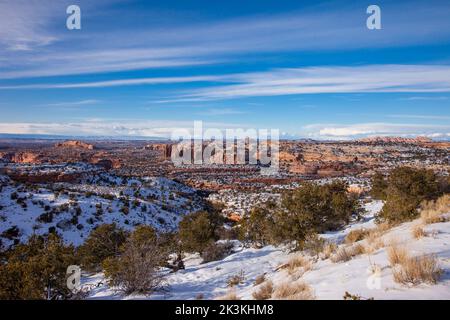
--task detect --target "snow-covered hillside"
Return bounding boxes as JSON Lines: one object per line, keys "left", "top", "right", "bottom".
{"left": 84, "top": 200, "right": 450, "bottom": 300}
{"left": 0, "top": 164, "right": 204, "bottom": 247}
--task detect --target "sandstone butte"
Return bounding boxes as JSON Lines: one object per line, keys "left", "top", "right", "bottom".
{"left": 54, "top": 140, "right": 95, "bottom": 150}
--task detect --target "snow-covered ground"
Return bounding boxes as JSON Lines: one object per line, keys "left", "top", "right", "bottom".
{"left": 84, "top": 200, "right": 450, "bottom": 300}
{"left": 0, "top": 168, "right": 203, "bottom": 247}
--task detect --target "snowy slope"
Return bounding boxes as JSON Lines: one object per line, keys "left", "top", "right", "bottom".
{"left": 0, "top": 166, "right": 203, "bottom": 247}
{"left": 84, "top": 200, "right": 450, "bottom": 300}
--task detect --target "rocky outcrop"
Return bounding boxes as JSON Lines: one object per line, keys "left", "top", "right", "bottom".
{"left": 144, "top": 143, "right": 172, "bottom": 158}
{"left": 55, "top": 140, "right": 95, "bottom": 150}
{"left": 0, "top": 152, "right": 42, "bottom": 164}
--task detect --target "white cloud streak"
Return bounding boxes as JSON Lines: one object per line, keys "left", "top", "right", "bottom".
{"left": 197, "top": 108, "right": 246, "bottom": 116}
{"left": 1, "top": 1, "right": 450, "bottom": 79}
{"left": 399, "top": 96, "right": 449, "bottom": 101}
{"left": 0, "top": 120, "right": 249, "bottom": 137}
{"left": 44, "top": 99, "right": 101, "bottom": 107}
{"left": 173, "top": 64, "right": 450, "bottom": 100}
{"left": 4, "top": 64, "right": 450, "bottom": 96}
{"left": 386, "top": 114, "right": 450, "bottom": 120}
{"left": 0, "top": 76, "right": 223, "bottom": 89}
{"left": 302, "top": 122, "right": 450, "bottom": 140}
{"left": 1, "top": 120, "right": 449, "bottom": 140}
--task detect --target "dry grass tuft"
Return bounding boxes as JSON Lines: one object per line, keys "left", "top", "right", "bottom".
{"left": 227, "top": 270, "right": 245, "bottom": 287}
{"left": 421, "top": 195, "right": 450, "bottom": 224}
{"left": 331, "top": 243, "right": 365, "bottom": 263}
{"left": 285, "top": 255, "right": 313, "bottom": 275}
{"left": 375, "top": 222, "right": 392, "bottom": 234}
{"left": 252, "top": 281, "right": 274, "bottom": 300}
{"left": 367, "top": 222, "right": 391, "bottom": 239}
{"left": 356, "top": 223, "right": 391, "bottom": 254}
{"left": 392, "top": 254, "right": 442, "bottom": 285}
{"left": 319, "top": 242, "right": 337, "bottom": 260}
{"left": 253, "top": 273, "right": 266, "bottom": 286}
{"left": 412, "top": 225, "right": 426, "bottom": 239}
{"left": 345, "top": 229, "right": 369, "bottom": 244}
{"left": 387, "top": 245, "right": 409, "bottom": 266}
{"left": 272, "top": 281, "right": 315, "bottom": 300}
{"left": 331, "top": 246, "right": 352, "bottom": 263}
{"left": 364, "top": 233, "right": 385, "bottom": 254}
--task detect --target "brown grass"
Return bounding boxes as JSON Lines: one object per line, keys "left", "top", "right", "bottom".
{"left": 272, "top": 281, "right": 315, "bottom": 300}
{"left": 393, "top": 254, "right": 442, "bottom": 285}
{"left": 387, "top": 245, "right": 409, "bottom": 266}
{"left": 368, "top": 222, "right": 391, "bottom": 238}
{"left": 345, "top": 229, "right": 369, "bottom": 244}
{"left": 421, "top": 194, "right": 450, "bottom": 224}
{"left": 349, "top": 223, "right": 390, "bottom": 255}
{"left": 227, "top": 270, "right": 245, "bottom": 287}
{"left": 285, "top": 255, "right": 313, "bottom": 275}
{"left": 253, "top": 274, "right": 266, "bottom": 286}
{"left": 364, "top": 233, "right": 385, "bottom": 254}
{"left": 319, "top": 242, "right": 337, "bottom": 260}
{"left": 331, "top": 243, "right": 365, "bottom": 263}
{"left": 252, "top": 281, "right": 274, "bottom": 300}
{"left": 412, "top": 225, "right": 426, "bottom": 239}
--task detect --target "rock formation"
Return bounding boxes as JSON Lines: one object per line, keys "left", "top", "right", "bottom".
{"left": 55, "top": 140, "right": 95, "bottom": 150}
{"left": 0, "top": 152, "right": 42, "bottom": 164}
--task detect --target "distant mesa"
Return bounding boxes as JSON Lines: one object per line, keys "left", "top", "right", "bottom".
{"left": 358, "top": 136, "right": 432, "bottom": 144}
{"left": 55, "top": 140, "right": 95, "bottom": 150}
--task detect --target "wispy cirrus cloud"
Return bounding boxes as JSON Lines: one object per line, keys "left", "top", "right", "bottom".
{"left": 4, "top": 64, "right": 450, "bottom": 97}
{"left": 399, "top": 96, "right": 449, "bottom": 101}
{"left": 2, "top": 0, "right": 450, "bottom": 80}
{"left": 0, "top": 76, "right": 223, "bottom": 89}
{"left": 386, "top": 114, "right": 450, "bottom": 120}
{"left": 0, "top": 0, "right": 59, "bottom": 51}
{"left": 166, "top": 64, "right": 450, "bottom": 101}
{"left": 197, "top": 108, "right": 247, "bottom": 116}
{"left": 302, "top": 122, "right": 450, "bottom": 140}
{"left": 43, "top": 99, "right": 101, "bottom": 107}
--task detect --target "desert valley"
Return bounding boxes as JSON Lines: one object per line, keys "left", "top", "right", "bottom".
{"left": 0, "top": 137, "right": 448, "bottom": 300}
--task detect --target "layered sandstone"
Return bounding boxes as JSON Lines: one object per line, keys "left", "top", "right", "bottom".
{"left": 55, "top": 140, "right": 95, "bottom": 150}
{"left": 144, "top": 143, "right": 172, "bottom": 158}
{"left": 0, "top": 152, "right": 42, "bottom": 164}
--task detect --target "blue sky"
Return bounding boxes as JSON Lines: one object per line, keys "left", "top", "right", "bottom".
{"left": 0, "top": 0, "right": 450, "bottom": 139}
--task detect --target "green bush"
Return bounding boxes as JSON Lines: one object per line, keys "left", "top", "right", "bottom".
{"left": 129, "top": 225, "right": 157, "bottom": 244}
{"left": 102, "top": 226, "right": 168, "bottom": 295}
{"left": 77, "top": 223, "right": 127, "bottom": 271}
{"left": 370, "top": 172, "right": 387, "bottom": 200}
{"left": 378, "top": 167, "right": 441, "bottom": 223}
{"left": 278, "top": 181, "right": 360, "bottom": 245}
{"left": 0, "top": 234, "right": 76, "bottom": 300}
{"left": 241, "top": 181, "right": 361, "bottom": 249}
{"left": 178, "top": 211, "right": 217, "bottom": 254}
{"left": 201, "top": 241, "right": 234, "bottom": 263}
{"left": 240, "top": 202, "right": 277, "bottom": 246}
